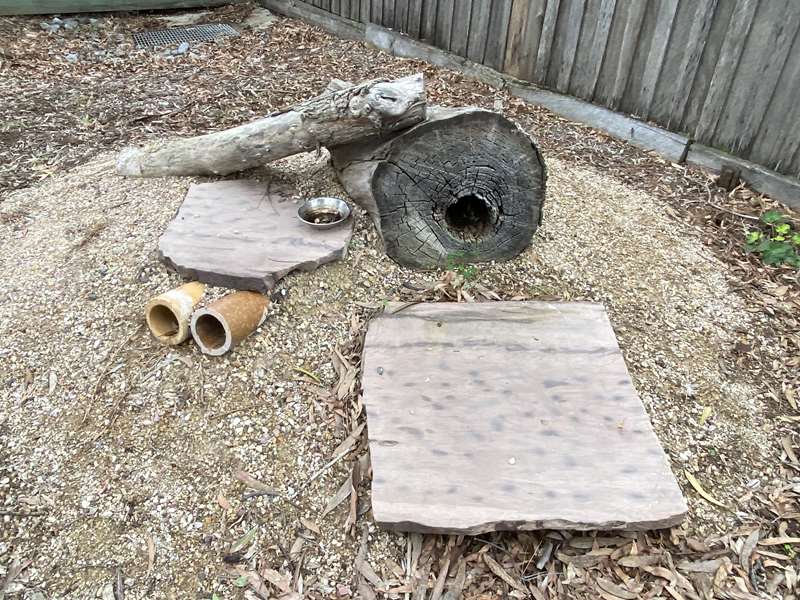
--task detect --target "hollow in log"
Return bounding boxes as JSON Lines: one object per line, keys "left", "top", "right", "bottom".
{"left": 117, "top": 74, "right": 426, "bottom": 177}
{"left": 330, "top": 107, "right": 546, "bottom": 269}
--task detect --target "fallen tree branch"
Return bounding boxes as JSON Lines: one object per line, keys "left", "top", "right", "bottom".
{"left": 116, "top": 73, "right": 426, "bottom": 177}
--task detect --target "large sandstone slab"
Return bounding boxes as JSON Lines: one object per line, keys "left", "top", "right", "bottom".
{"left": 159, "top": 180, "right": 353, "bottom": 292}
{"left": 361, "top": 302, "right": 687, "bottom": 534}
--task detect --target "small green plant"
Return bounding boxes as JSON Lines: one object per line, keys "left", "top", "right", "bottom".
{"left": 744, "top": 210, "right": 800, "bottom": 268}
{"left": 445, "top": 252, "right": 479, "bottom": 281}
{"left": 785, "top": 543, "right": 797, "bottom": 559}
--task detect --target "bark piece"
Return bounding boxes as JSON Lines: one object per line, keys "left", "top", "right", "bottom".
{"left": 117, "top": 73, "right": 426, "bottom": 177}
{"left": 360, "top": 301, "right": 687, "bottom": 534}
{"left": 330, "top": 107, "right": 546, "bottom": 269}
{"left": 158, "top": 180, "right": 353, "bottom": 291}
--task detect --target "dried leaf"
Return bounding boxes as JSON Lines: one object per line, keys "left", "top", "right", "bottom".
{"left": 231, "top": 525, "right": 258, "bottom": 554}
{"left": 430, "top": 553, "right": 451, "bottom": 600}
{"left": 235, "top": 568, "right": 270, "bottom": 598}
{"left": 217, "top": 492, "right": 232, "bottom": 511}
{"left": 698, "top": 406, "right": 712, "bottom": 426}
{"left": 234, "top": 469, "right": 279, "bottom": 496}
{"left": 300, "top": 518, "right": 320, "bottom": 535}
{"left": 781, "top": 436, "right": 799, "bottom": 464}
{"left": 293, "top": 366, "right": 321, "bottom": 383}
{"left": 785, "top": 386, "right": 798, "bottom": 410}
{"left": 685, "top": 470, "right": 729, "bottom": 510}
{"left": 290, "top": 535, "right": 304, "bottom": 559}
{"left": 322, "top": 474, "right": 352, "bottom": 517}
{"left": 331, "top": 422, "right": 365, "bottom": 460}
{"left": 483, "top": 554, "right": 526, "bottom": 592}
{"left": 759, "top": 537, "right": 800, "bottom": 546}
{"left": 619, "top": 554, "right": 664, "bottom": 568}
{"left": 261, "top": 567, "right": 291, "bottom": 594}
{"left": 676, "top": 559, "right": 723, "bottom": 573}
{"left": 356, "top": 558, "right": 382, "bottom": 587}
{"left": 739, "top": 529, "right": 760, "bottom": 570}
{"left": 596, "top": 576, "right": 638, "bottom": 599}
{"left": 357, "top": 579, "right": 377, "bottom": 600}
{"left": 146, "top": 536, "right": 155, "bottom": 574}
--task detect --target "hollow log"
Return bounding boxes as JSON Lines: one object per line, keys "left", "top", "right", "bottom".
{"left": 116, "top": 74, "right": 426, "bottom": 177}
{"left": 329, "top": 107, "right": 547, "bottom": 269}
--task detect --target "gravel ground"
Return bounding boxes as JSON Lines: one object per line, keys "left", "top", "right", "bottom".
{"left": 1, "top": 4, "right": 798, "bottom": 600}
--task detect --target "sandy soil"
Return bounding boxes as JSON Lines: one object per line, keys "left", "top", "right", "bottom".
{"left": 1, "top": 4, "right": 798, "bottom": 600}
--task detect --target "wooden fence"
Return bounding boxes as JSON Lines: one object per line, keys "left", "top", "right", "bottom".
{"left": 296, "top": 0, "right": 800, "bottom": 181}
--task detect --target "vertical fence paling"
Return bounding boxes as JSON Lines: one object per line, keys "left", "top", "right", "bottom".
{"left": 307, "top": 0, "right": 800, "bottom": 179}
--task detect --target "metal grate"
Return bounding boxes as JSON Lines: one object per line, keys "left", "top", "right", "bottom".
{"left": 133, "top": 23, "right": 238, "bottom": 49}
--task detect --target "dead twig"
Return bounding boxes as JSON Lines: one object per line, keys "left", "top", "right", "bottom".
{"left": 80, "top": 324, "right": 143, "bottom": 426}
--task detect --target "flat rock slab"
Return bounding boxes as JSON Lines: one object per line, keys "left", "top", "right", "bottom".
{"left": 158, "top": 180, "right": 353, "bottom": 292}
{"left": 361, "top": 302, "right": 687, "bottom": 534}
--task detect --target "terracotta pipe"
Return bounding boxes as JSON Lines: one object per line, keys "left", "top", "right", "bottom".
{"left": 145, "top": 282, "right": 206, "bottom": 345}
{"left": 190, "top": 291, "right": 269, "bottom": 356}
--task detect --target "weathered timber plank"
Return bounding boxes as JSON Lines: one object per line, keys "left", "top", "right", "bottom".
{"left": 730, "top": 0, "right": 800, "bottom": 154}
{"left": 382, "top": 0, "right": 395, "bottom": 27}
{"left": 394, "top": 0, "right": 408, "bottom": 31}
{"left": 572, "top": 0, "right": 616, "bottom": 100}
{"left": 503, "top": 0, "right": 546, "bottom": 81}
{"left": 362, "top": 302, "right": 687, "bottom": 535}
{"left": 638, "top": 0, "right": 679, "bottom": 117}
{"left": 407, "top": 0, "right": 424, "bottom": 37}
{"left": 556, "top": 0, "right": 586, "bottom": 93}
{"left": 608, "top": 0, "right": 646, "bottom": 110}
{"left": 359, "top": 0, "right": 370, "bottom": 22}
{"left": 687, "top": 144, "right": 800, "bottom": 211}
{"left": 365, "top": 22, "right": 506, "bottom": 88}
{"left": 349, "top": 0, "right": 360, "bottom": 21}
{"left": 420, "top": 0, "right": 437, "bottom": 41}
{"left": 694, "top": 0, "right": 758, "bottom": 143}
{"left": 435, "top": 0, "right": 454, "bottom": 49}
{"left": 667, "top": 0, "right": 717, "bottom": 128}
{"left": 466, "top": 0, "right": 492, "bottom": 64}
{"left": 339, "top": 0, "right": 351, "bottom": 19}
{"left": 483, "top": 0, "right": 514, "bottom": 71}
{"left": 370, "top": 0, "right": 382, "bottom": 23}
{"left": 331, "top": 0, "right": 340, "bottom": 16}
{"left": 534, "top": 0, "right": 561, "bottom": 84}
{"left": 260, "top": 0, "right": 366, "bottom": 39}
{"left": 753, "top": 44, "right": 800, "bottom": 173}
{"left": 508, "top": 81, "right": 689, "bottom": 162}
{"left": 450, "top": 0, "right": 473, "bottom": 56}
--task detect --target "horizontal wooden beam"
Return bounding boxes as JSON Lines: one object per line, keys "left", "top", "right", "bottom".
{"left": 507, "top": 83, "right": 689, "bottom": 163}
{"left": 260, "top": 2, "right": 800, "bottom": 209}
{"left": 687, "top": 145, "right": 800, "bottom": 211}
{"left": 0, "top": 0, "right": 240, "bottom": 14}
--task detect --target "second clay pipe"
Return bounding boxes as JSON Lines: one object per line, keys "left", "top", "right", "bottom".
{"left": 190, "top": 291, "right": 269, "bottom": 356}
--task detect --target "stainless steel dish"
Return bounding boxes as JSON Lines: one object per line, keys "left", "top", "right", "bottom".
{"left": 297, "top": 197, "right": 352, "bottom": 230}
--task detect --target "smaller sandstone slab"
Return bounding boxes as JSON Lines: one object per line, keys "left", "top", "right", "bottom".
{"left": 159, "top": 180, "right": 353, "bottom": 292}
{"left": 361, "top": 301, "right": 687, "bottom": 535}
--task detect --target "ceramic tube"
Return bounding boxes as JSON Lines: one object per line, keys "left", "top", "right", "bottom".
{"left": 145, "top": 282, "right": 206, "bottom": 345}
{"left": 190, "top": 291, "right": 269, "bottom": 356}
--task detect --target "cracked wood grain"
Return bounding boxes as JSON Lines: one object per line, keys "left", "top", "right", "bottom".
{"left": 329, "top": 107, "right": 546, "bottom": 269}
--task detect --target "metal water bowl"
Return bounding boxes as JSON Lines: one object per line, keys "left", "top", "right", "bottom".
{"left": 297, "top": 197, "right": 351, "bottom": 230}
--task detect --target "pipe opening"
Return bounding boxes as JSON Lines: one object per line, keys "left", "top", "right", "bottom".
{"left": 194, "top": 313, "right": 228, "bottom": 351}
{"left": 148, "top": 304, "right": 180, "bottom": 339}
{"left": 446, "top": 194, "right": 492, "bottom": 239}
